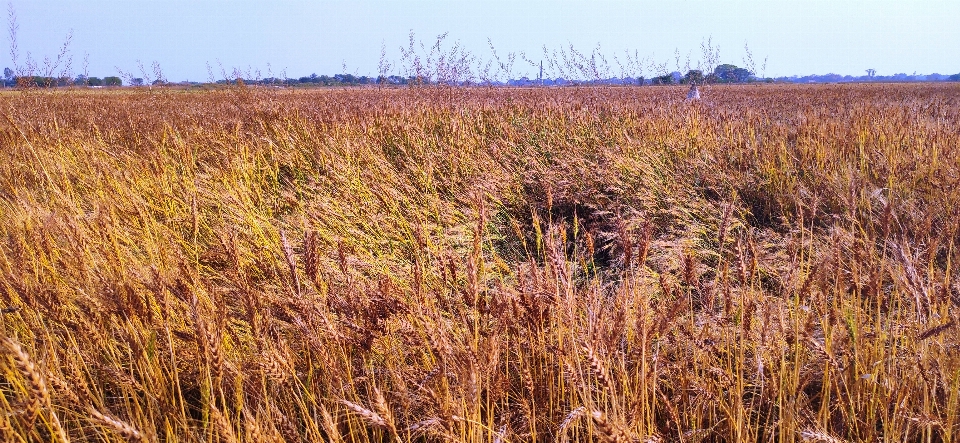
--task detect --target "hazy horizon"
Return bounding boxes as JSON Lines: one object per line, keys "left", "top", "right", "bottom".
{"left": 7, "top": 0, "right": 960, "bottom": 82}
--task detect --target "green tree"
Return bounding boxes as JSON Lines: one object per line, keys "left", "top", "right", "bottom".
{"left": 714, "top": 64, "right": 753, "bottom": 83}
{"left": 683, "top": 69, "right": 704, "bottom": 84}
{"left": 103, "top": 76, "right": 122, "bottom": 86}
{"left": 652, "top": 74, "right": 674, "bottom": 85}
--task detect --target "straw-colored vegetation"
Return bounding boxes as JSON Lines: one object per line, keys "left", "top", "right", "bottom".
{"left": 1, "top": 84, "right": 959, "bottom": 442}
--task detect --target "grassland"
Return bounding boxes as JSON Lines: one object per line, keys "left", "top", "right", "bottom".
{"left": 1, "top": 84, "right": 959, "bottom": 442}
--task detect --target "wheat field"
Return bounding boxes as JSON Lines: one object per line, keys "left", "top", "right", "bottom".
{"left": 1, "top": 84, "right": 959, "bottom": 442}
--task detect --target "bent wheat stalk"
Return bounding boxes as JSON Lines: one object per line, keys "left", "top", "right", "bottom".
{"left": 1, "top": 337, "right": 70, "bottom": 443}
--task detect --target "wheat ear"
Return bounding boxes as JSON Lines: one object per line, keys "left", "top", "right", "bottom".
{"left": 799, "top": 430, "right": 847, "bottom": 443}
{"left": 557, "top": 406, "right": 586, "bottom": 443}
{"left": 2, "top": 337, "right": 70, "bottom": 443}
{"left": 87, "top": 406, "right": 146, "bottom": 442}
{"left": 590, "top": 411, "right": 630, "bottom": 443}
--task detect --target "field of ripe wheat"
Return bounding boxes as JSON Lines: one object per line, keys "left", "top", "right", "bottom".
{"left": 1, "top": 84, "right": 959, "bottom": 442}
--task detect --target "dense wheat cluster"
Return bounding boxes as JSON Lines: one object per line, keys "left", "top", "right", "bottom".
{"left": 1, "top": 84, "right": 959, "bottom": 442}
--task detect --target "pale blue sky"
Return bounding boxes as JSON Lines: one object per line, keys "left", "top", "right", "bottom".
{"left": 7, "top": 0, "right": 960, "bottom": 81}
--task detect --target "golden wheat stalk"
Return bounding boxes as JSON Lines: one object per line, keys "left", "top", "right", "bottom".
{"left": 372, "top": 388, "right": 403, "bottom": 442}
{"left": 341, "top": 394, "right": 404, "bottom": 442}
{"left": 241, "top": 408, "right": 267, "bottom": 443}
{"left": 0, "top": 411, "right": 20, "bottom": 443}
{"left": 557, "top": 406, "right": 585, "bottom": 443}
{"left": 340, "top": 400, "right": 387, "bottom": 428}
{"left": 269, "top": 404, "right": 301, "bottom": 443}
{"left": 1, "top": 337, "right": 70, "bottom": 443}
{"left": 589, "top": 411, "right": 631, "bottom": 443}
{"left": 280, "top": 229, "right": 301, "bottom": 293}
{"left": 799, "top": 430, "right": 847, "bottom": 443}
{"left": 210, "top": 407, "right": 239, "bottom": 443}
{"left": 319, "top": 404, "right": 343, "bottom": 443}
{"left": 584, "top": 345, "right": 613, "bottom": 391}
{"left": 87, "top": 406, "right": 146, "bottom": 443}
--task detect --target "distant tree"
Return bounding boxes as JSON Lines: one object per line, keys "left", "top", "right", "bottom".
{"left": 683, "top": 69, "right": 704, "bottom": 84}
{"left": 336, "top": 74, "right": 360, "bottom": 85}
{"left": 949, "top": 73, "right": 960, "bottom": 82}
{"left": 652, "top": 74, "right": 674, "bottom": 85}
{"left": 3, "top": 67, "right": 12, "bottom": 80}
{"left": 103, "top": 76, "right": 122, "bottom": 86}
{"left": 713, "top": 64, "right": 753, "bottom": 83}
{"left": 30, "top": 76, "right": 53, "bottom": 87}
{"left": 866, "top": 69, "right": 876, "bottom": 78}
{"left": 131, "top": 78, "right": 144, "bottom": 86}
{"left": 87, "top": 77, "right": 103, "bottom": 86}
{"left": 713, "top": 64, "right": 735, "bottom": 82}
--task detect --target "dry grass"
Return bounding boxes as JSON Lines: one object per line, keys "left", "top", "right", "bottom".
{"left": 1, "top": 83, "right": 959, "bottom": 442}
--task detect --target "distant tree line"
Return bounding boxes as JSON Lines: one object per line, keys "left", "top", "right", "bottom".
{"left": 4, "top": 64, "right": 960, "bottom": 89}
{"left": 648, "top": 64, "right": 758, "bottom": 85}
{"left": 774, "top": 72, "right": 960, "bottom": 83}
{"left": 2, "top": 68, "right": 123, "bottom": 87}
